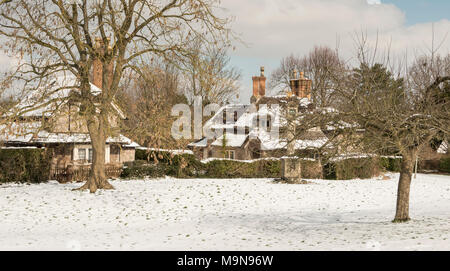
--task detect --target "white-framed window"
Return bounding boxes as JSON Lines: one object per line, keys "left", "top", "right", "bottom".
{"left": 226, "top": 150, "right": 235, "bottom": 160}
{"left": 78, "top": 148, "right": 86, "bottom": 161}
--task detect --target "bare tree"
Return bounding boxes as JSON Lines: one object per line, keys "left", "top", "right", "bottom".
{"left": 121, "top": 58, "right": 189, "bottom": 150}
{"left": 0, "top": 0, "right": 234, "bottom": 193}
{"left": 181, "top": 39, "right": 241, "bottom": 105}
{"left": 268, "top": 53, "right": 303, "bottom": 92}
{"left": 269, "top": 46, "right": 345, "bottom": 107}
{"left": 331, "top": 55, "right": 449, "bottom": 222}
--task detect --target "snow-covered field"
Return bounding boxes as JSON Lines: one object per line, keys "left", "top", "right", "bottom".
{"left": 1, "top": 173, "right": 449, "bottom": 251}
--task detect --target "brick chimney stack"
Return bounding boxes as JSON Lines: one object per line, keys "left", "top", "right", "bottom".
{"left": 289, "top": 70, "right": 312, "bottom": 99}
{"left": 91, "top": 37, "right": 114, "bottom": 90}
{"left": 92, "top": 37, "right": 104, "bottom": 89}
{"left": 251, "top": 66, "right": 266, "bottom": 103}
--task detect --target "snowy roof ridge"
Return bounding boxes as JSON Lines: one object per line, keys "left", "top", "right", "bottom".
{"left": 15, "top": 73, "right": 126, "bottom": 119}
{"left": 0, "top": 122, "right": 135, "bottom": 145}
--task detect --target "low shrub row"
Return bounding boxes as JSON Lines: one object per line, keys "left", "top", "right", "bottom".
{"left": 439, "top": 157, "right": 450, "bottom": 173}
{"left": 121, "top": 155, "right": 284, "bottom": 179}
{"left": 125, "top": 150, "right": 328, "bottom": 180}
{"left": 380, "top": 157, "right": 402, "bottom": 172}
{"left": 323, "top": 157, "right": 383, "bottom": 180}
{"left": 0, "top": 148, "right": 51, "bottom": 184}
{"left": 125, "top": 150, "right": 449, "bottom": 180}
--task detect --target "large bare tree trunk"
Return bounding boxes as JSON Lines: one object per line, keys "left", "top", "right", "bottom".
{"left": 75, "top": 115, "right": 114, "bottom": 193}
{"left": 393, "top": 149, "right": 416, "bottom": 223}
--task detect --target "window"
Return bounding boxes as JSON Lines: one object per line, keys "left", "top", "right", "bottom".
{"left": 88, "top": 149, "right": 93, "bottom": 163}
{"left": 289, "top": 107, "right": 297, "bottom": 116}
{"left": 226, "top": 150, "right": 235, "bottom": 160}
{"left": 223, "top": 110, "right": 227, "bottom": 124}
{"left": 234, "top": 126, "right": 238, "bottom": 135}
{"left": 234, "top": 111, "right": 238, "bottom": 122}
{"left": 78, "top": 148, "right": 86, "bottom": 161}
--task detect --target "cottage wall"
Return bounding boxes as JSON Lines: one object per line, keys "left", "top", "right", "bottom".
{"left": 50, "top": 144, "right": 74, "bottom": 169}
{"left": 121, "top": 148, "right": 135, "bottom": 163}
{"left": 51, "top": 105, "right": 88, "bottom": 133}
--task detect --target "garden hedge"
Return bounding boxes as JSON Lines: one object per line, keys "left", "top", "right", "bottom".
{"left": 440, "top": 157, "right": 450, "bottom": 173}
{"left": 324, "top": 157, "right": 383, "bottom": 180}
{"left": 0, "top": 148, "right": 51, "bottom": 184}
{"left": 127, "top": 150, "right": 450, "bottom": 180}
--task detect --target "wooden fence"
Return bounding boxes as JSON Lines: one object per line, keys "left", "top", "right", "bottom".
{"left": 50, "top": 165, "right": 123, "bottom": 183}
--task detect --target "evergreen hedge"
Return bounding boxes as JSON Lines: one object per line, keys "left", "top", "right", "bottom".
{"left": 123, "top": 150, "right": 328, "bottom": 180}
{"left": 0, "top": 148, "right": 51, "bottom": 184}
{"left": 324, "top": 157, "right": 383, "bottom": 180}
{"left": 380, "top": 157, "right": 402, "bottom": 172}
{"left": 127, "top": 150, "right": 450, "bottom": 180}
{"left": 440, "top": 157, "right": 450, "bottom": 173}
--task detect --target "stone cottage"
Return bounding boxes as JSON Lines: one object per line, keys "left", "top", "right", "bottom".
{"left": 0, "top": 41, "right": 138, "bottom": 172}
{"left": 188, "top": 67, "right": 330, "bottom": 160}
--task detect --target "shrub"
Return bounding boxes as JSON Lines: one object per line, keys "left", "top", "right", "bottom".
{"left": 135, "top": 149, "right": 149, "bottom": 161}
{"left": 120, "top": 161, "right": 166, "bottom": 179}
{"left": 131, "top": 150, "right": 386, "bottom": 180}
{"left": 205, "top": 160, "right": 257, "bottom": 178}
{"left": 257, "top": 160, "right": 281, "bottom": 178}
{"left": 419, "top": 159, "right": 441, "bottom": 172}
{"left": 301, "top": 160, "right": 323, "bottom": 179}
{"left": 165, "top": 153, "right": 206, "bottom": 178}
{"left": 323, "top": 162, "right": 336, "bottom": 180}
{"left": 324, "top": 157, "right": 382, "bottom": 180}
{"left": 440, "top": 157, "right": 450, "bottom": 173}
{"left": 0, "top": 148, "right": 51, "bottom": 184}
{"left": 380, "top": 157, "right": 402, "bottom": 172}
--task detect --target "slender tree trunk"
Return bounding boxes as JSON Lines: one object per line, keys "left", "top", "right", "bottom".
{"left": 74, "top": 115, "right": 114, "bottom": 193}
{"left": 393, "top": 149, "right": 416, "bottom": 223}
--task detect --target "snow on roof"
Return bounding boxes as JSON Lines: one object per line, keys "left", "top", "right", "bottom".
{"left": 325, "top": 120, "right": 357, "bottom": 130}
{"left": 207, "top": 104, "right": 284, "bottom": 130}
{"left": 14, "top": 73, "right": 125, "bottom": 119}
{"left": 188, "top": 138, "right": 208, "bottom": 148}
{"left": 0, "top": 122, "right": 134, "bottom": 145}
{"left": 123, "top": 141, "right": 141, "bottom": 148}
{"left": 438, "top": 141, "right": 448, "bottom": 154}
{"left": 268, "top": 95, "right": 312, "bottom": 106}
{"left": 204, "top": 104, "right": 249, "bottom": 128}
{"left": 251, "top": 128, "right": 328, "bottom": 151}
{"left": 136, "top": 147, "right": 194, "bottom": 155}
{"left": 211, "top": 133, "right": 248, "bottom": 147}
{"left": 0, "top": 122, "right": 41, "bottom": 143}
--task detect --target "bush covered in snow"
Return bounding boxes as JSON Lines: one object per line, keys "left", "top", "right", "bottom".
{"left": 0, "top": 148, "right": 51, "bottom": 184}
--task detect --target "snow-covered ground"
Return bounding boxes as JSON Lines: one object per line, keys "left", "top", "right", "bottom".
{"left": 0, "top": 173, "right": 449, "bottom": 251}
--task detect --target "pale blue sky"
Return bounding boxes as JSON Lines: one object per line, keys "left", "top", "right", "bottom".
{"left": 383, "top": 0, "right": 450, "bottom": 25}
{"left": 224, "top": 0, "right": 450, "bottom": 103}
